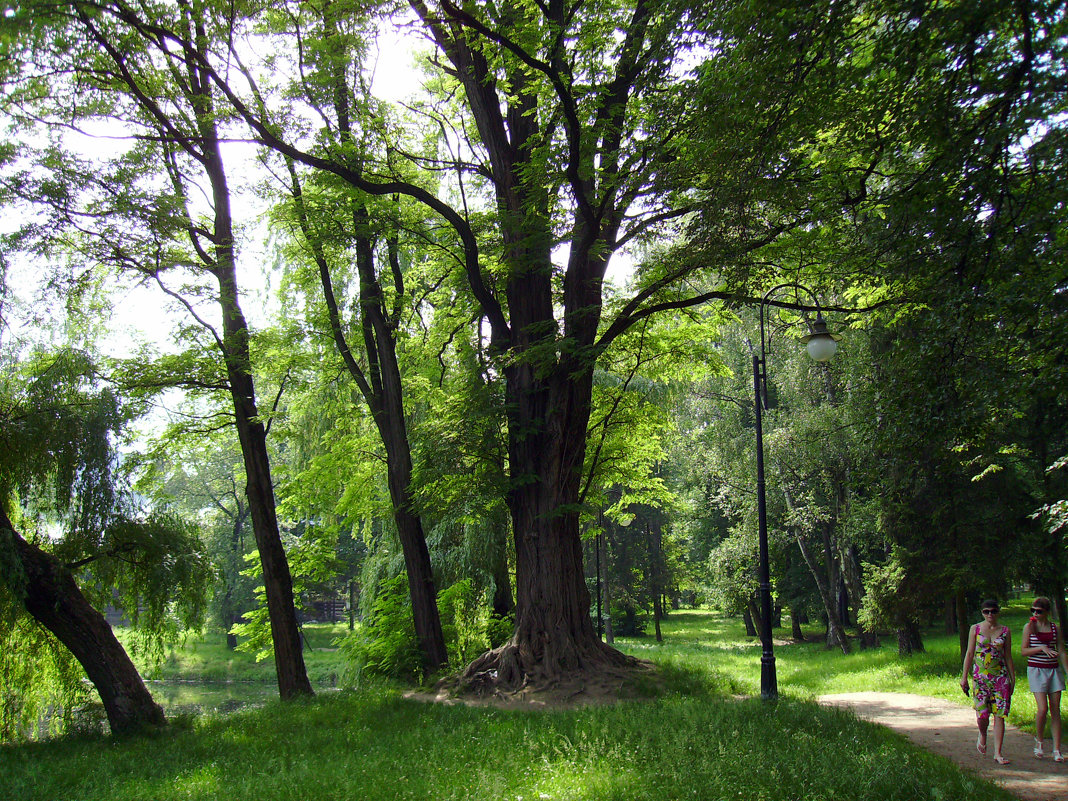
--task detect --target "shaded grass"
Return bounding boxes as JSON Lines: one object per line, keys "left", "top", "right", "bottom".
{"left": 3, "top": 686, "right": 1013, "bottom": 801}
{"left": 1, "top": 609, "right": 1026, "bottom": 801}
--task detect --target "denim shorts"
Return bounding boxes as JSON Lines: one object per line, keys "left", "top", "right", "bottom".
{"left": 1028, "top": 665, "right": 1066, "bottom": 694}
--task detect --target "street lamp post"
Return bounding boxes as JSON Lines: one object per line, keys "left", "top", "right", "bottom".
{"left": 753, "top": 284, "right": 839, "bottom": 700}
{"left": 596, "top": 510, "right": 604, "bottom": 640}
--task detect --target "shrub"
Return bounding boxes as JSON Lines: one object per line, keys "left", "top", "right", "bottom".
{"left": 338, "top": 574, "right": 422, "bottom": 683}
{"left": 437, "top": 579, "right": 489, "bottom": 668}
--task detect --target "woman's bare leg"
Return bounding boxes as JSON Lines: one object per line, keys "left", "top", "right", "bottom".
{"left": 1050, "top": 690, "right": 1062, "bottom": 753}
{"left": 993, "top": 716, "right": 1009, "bottom": 763}
{"left": 1035, "top": 692, "right": 1050, "bottom": 743}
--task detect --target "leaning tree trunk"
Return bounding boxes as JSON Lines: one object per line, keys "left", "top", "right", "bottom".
{"left": 227, "top": 374, "right": 313, "bottom": 699}
{"left": 4, "top": 511, "right": 165, "bottom": 736}
{"left": 190, "top": 64, "right": 312, "bottom": 700}
{"left": 214, "top": 213, "right": 311, "bottom": 700}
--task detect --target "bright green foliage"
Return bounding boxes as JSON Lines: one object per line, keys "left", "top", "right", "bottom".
{"left": 0, "top": 607, "right": 87, "bottom": 740}
{"left": 340, "top": 575, "right": 513, "bottom": 682}
{"left": 436, "top": 578, "right": 489, "bottom": 668}
{"left": 338, "top": 574, "right": 422, "bottom": 682}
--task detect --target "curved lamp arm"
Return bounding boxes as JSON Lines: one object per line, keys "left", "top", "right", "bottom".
{"left": 755, "top": 283, "right": 840, "bottom": 409}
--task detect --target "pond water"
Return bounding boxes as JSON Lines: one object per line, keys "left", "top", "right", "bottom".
{"left": 29, "top": 681, "right": 337, "bottom": 739}
{"left": 145, "top": 680, "right": 280, "bottom": 717}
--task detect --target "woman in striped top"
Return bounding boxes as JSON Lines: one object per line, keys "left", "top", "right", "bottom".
{"left": 1021, "top": 596, "right": 1068, "bottom": 762}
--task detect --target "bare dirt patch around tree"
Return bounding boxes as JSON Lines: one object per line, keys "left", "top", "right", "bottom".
{"left": 406, "top": 660, "right": 661, "bottom": 711}
{"left": 819, "top": 692, "right": 1067, "bottom": 801}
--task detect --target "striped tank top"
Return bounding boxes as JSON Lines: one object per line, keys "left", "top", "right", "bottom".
{"left": 1027, "top": 622, "right": 1059, "bottom": 668}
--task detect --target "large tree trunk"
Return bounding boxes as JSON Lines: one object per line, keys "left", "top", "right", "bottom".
{"left": 463, "top": 363, "right": 636, "bottom": 689}
{"left": 417, "top": 0, "right": 657, "bottom": 692}
{"left": 4, "top": 510, "right": 165, "bottom": 736}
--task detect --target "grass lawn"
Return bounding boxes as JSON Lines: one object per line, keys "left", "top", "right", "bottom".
{"left": 1, "top": 610, "right": 1028, "bottom": 801}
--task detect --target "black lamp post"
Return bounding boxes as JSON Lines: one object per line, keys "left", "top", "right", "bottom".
{"left": 753, "top": 283, "right": 839, "bottom": 700}
{"left": 596, "top": 509, "right": 604, "bottom": 640}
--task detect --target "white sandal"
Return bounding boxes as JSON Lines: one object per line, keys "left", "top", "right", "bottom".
{"left": 1054, "top": 750, "right": 1064, "bottom": 763}
{"left": 1034, "top": 739, "right": 1044, "bottom": 758}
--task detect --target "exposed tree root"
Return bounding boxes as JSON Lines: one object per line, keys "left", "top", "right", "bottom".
{"left": 418, "top": 639, "right": 659, "bottom": 710}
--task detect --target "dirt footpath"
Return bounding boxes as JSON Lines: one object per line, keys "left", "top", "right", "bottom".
{"left": 818, "top": 692, "right": 1068, "bottom": 801}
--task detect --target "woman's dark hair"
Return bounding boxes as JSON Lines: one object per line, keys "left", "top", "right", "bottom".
{"left": 980, "top": 598, "right": 1000, "bottom": 611}
{"left": 1032, "top": 596, "right": 1051, "bottom": 612}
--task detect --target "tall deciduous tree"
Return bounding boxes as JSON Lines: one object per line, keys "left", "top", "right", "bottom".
{"left": 0, "top": 1, "right": 313, "bottom": 697}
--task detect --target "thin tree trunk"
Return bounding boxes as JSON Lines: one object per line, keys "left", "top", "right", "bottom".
{"left": 795, "top": 532, "right": 851, "bottom": 654}
{"left": 5, "top": 510, "right": 165, "bottom": 736}
{"left": 287, "top": 160, "right": 447, "bottom": 675}
{"left": 790, "top": 606, "right": 805, "bottom": 641}
{"left": 841, "top": 544, "right": 879, "bottom": 647}
{"left": 650, "top": 520, "right": 663, "bottom": 642}
{"left": 956, "top": 590, "right": 969, "bottom": 660}
{"left": 201, "top": 128, "right": 312, "bottom": 703}
{"left": 744, "top": 597, "right": 760, "bottom": 637}
{"left": 780, "top": 481, "right": 850, "bottom": 653}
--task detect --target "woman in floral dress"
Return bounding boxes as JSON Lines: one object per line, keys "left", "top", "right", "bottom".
{"left": 961, "top": 599, "right": 1016, "bottom": 765}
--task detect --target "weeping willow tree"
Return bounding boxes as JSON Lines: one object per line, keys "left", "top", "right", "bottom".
{"left": 0, "top": 347, "right": 211, "bottom": 739}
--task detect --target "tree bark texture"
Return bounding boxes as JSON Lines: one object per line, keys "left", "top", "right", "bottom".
{"left": 841, "top": 543, "right": 878, "bottom": 647}
{"left": 205, "top": 124, "right": 312, "bottom": 700}
{"left": 794, "top": 531, "right": 851, "bottom": 654}
{"left": 743, "top": 599, "right": 759, "bottom": 637}
{"left": 407, "top": 0, "right": 664, "bottom": 689}
{"left": 3, "top": 509, "right": 165, "bottom": 735}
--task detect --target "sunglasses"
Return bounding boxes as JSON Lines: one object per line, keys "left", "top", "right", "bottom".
{"left": 982, "top": 609, "right": 999, "bottom": 614}
{"left": 1032, "top": 608, "right": 1048, "bottom": 614}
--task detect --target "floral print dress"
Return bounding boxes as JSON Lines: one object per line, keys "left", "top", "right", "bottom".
{"left": 972, "top": 624, "right": 1012, "bottom": 720}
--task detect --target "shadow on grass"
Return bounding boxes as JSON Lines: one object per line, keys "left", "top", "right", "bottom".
{"left": 2, "top": 684, "right": 1020, "bottom": 801}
